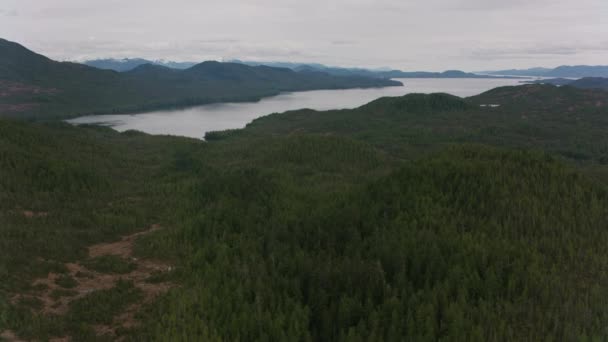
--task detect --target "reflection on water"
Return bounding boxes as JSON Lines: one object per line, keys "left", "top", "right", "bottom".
{"left": 68, "top": 78, "right": 529, "bottom": 139}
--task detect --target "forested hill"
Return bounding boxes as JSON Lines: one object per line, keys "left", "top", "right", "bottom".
{"left": 0, "top": 38, "right": 401, "bottom": 120}
{"left": 216, "top": 84, "right": 608, "bottom": 164}
{"left": 569, "top": 77, "right": 608, "bottom": 90}
{"left": 2, "top": 83, "right": 608, "bottom": 340}
{"left": 529, "top": 77, "right": 608, "bottom": 90}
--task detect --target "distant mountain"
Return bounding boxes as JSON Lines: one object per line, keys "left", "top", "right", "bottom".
{"left": 0, "top": 38, "right": 401, "bottom": 120}
{"left": 550, "top": 66, "right": 608, "bottom": 78}
{"left": 85, "top": 58, "right": 155, "bottom": 72}
{"left": 228, "top": 60, "right": 396, "bottom": 79}
{"left": 479, "top": 67, "right": 552, "bottom": 77}
{"left": 379, "top": 69, "right": 518, "bottom": 79}
{"left": 482, "top": 65, "right": 608, "bottom": 78}
{"left": 84, "top": 58, "right": 198, "bottom": 71}
{"left": 230, "top": 60, "right": 329, "bottom": 71}
{"left": 87, "top": 57, "right": 518, "bottom": 79}
{"left": 229, "top": 60, "right": 519, "bottom": 79}
{"left": 525, "top": 77, "right": 608, "bottom": 90}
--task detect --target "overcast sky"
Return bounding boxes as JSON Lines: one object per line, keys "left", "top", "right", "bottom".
{"left": 1, "top": 0, "right": 607, "bottom": 70}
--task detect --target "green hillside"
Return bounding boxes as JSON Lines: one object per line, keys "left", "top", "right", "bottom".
{"left": 0, "top": 39, "right": 400, "bottom": 120}
{"left": 528, "top": 77, "right": 608, "bottom": 90}
{"left": 215, "top": 85, "right": 608, "bottom": 167}
{"left": 569, "top": 77, "right": 608, "bottom": 90}
{"left": 2, "top": 82, "right": 608, "bottom": 340}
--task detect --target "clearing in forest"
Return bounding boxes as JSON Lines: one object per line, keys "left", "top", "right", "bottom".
{"left": 7, "top": 224, "right": 173, "bottom": 340}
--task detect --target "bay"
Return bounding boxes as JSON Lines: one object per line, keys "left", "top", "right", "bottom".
{"left": 68, "top": 78, "right": 530, "bottom": 139}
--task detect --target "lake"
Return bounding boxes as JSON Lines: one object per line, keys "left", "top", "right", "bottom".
{"left": 68, "top": 78, "right": 530, "bottom": 139}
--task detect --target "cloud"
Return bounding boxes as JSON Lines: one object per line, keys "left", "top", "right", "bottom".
{"left": 444, "top": 0, "right": 548, "bottom": 10}
{"left": 38, "top": 37, "right": 322, "bottom": 65}
{"left": 1, "top": 0, "right": 607, "bottom": 70}
{"left": 470, "top": 42, "right": 608, "bottom": 61}
{"left": 331, "top": 40, "right": 357, "bottom": 46}
{"left": 0, "top": 9, "right": 18, "bottom": 16}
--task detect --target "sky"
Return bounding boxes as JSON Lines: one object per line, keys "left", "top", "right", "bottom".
{"left": 1, "top": 0, "right": 607, "bottom": 71}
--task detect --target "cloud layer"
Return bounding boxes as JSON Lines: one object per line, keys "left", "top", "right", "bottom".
{"left": 1, "top": 0, "right": 606, "bottom": 70}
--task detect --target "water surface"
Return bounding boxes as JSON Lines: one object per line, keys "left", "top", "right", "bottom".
{"left": 69, "top": 78, "right": 529, "bottom": 139}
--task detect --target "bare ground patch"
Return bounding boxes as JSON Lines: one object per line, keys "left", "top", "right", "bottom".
{"left": 0, "top": 330, "right": 26, "bottom": 342}
{"left": 8, "top": 224, "right": 173, "bottom": 340}
{"left": 22, "top": 210, "right": 49, "bottom": 219}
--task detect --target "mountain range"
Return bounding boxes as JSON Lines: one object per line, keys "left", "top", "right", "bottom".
{"left": 481, "top": 65, "right": 608, "bottom": 78}
{"left": 229, "top": 60, "right": 503, "bottom": 79}
{"left": 84, "top": 58, "right": 518, "bottom": 79}
{"left": 87, "top": 59, "right": 608, "bottom": 79}
{"left": 0, "top": 38, "right": 400, "bottom": 120}
{"left": 84, "top": 58, "right": 198, "bottom": 71}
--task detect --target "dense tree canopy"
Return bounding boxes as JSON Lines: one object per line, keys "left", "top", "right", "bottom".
{"left": 2, "top": 83, "right": 608, "bottom": 340}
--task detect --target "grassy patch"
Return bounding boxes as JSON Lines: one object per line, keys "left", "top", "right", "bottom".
{"left": 66, "top": 279, "right": 142, "bottom": 325}
{"left": 50, "top": 289, "right": 78, "bottom": 300}
{"left": 145, "top": 270, "right": 174, "bottom": 284}
{"left": 54, "top": 275, "right": 77, "bottom": 289}
{"left": 82, "top": 255, "right": 137, "bottom": 274}
{"left": 74, "top": 271, "right": 94, "bottom": 279}
{"left": 17, "top": 296, "right": 43, "bottom": 311}
{"left": 31, "top": 283, "right": 49, "bottom": 292}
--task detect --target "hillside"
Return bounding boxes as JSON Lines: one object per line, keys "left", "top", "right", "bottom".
{"left": 215, "top": 84, "right": 608, "bottom": 165}
{"left": 0, "top": 38, "right": 401, "bottom": 120}
{"left": 569, "top": 77, "right": 608, "bottom": 90}
{"left": 2, "top": 83, "right": 608, "bottom": 340}
{"left": 526, "top": 77, "right": 608, "bottom": 90}
{"left": 1, "top": 84, "right": 607, "bottom": 340}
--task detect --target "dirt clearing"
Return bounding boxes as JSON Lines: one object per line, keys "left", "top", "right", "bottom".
{"left": 7, "top": 224, "right": 173, "bottom": 340}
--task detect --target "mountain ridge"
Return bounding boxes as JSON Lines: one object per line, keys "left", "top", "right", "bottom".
{"left": 84, "top": 58, "right": 198, "bottom": 71}
{"left": 84, "top": 56, "right": 519, "bottom": 79}
{"left": 0, "top": 38, "right": 401, "bottom": 120}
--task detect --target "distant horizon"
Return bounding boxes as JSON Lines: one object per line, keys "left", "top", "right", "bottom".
{"left": 7, "top": 36, "right": 607, "bottom": 74}
{"left": 8, "top": 38, "right": 608, "bottom": 73}
{"left": 78, "top": 55, "right": 608, "bottom": 74}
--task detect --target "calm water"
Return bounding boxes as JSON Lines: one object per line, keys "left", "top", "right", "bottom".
{"left": 68, "top": 78, "right": 529, "bottom": 139}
